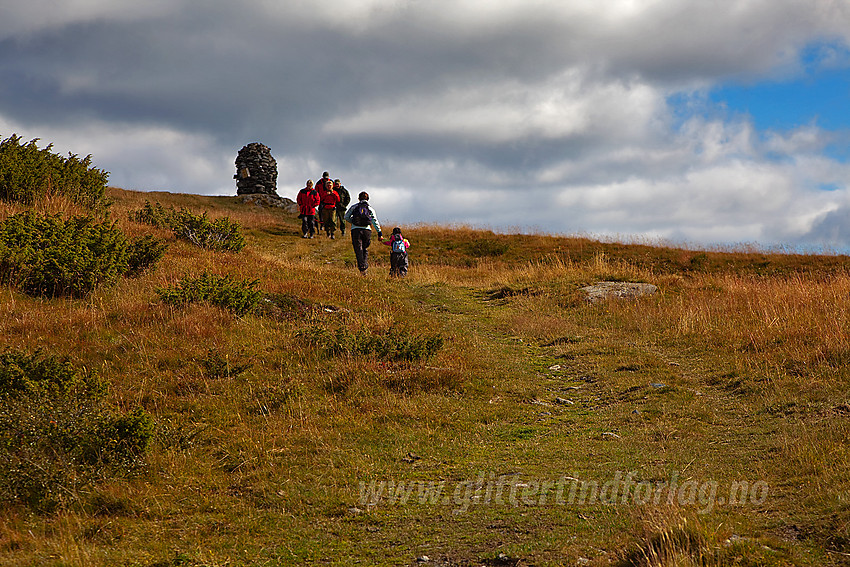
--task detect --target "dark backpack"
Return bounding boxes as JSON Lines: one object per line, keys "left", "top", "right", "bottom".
{"left": 351, "top": 202, "right": 371, "bottom": 226}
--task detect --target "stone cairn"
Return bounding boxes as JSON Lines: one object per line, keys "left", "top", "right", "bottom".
{"left": 234, "top": 142, "right": 278, "bottom": 196}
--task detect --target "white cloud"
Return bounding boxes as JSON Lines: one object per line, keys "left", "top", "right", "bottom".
{"left": 324, "top": 71, "right": 662, "bottom": 144}
{"left": 0, "top": 115, "right": 233, "bottom": 194}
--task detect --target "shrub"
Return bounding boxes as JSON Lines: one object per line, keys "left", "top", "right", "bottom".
{"left": 87, "top": 408, "right": 155, "bottom": 465}
{"left": 199, "top": 349, "right": 253, "bottom": 379}
{"left": 0, "top": 350, "right": 153, "bottom": 512}
{"left": 127, "top": 234, "right": 169, "bottom": 276}
{"left": 157, "top": 272, "right": 263, "bottom": 315}
{"left": 128, "top": 200, "right": 177, "bottom": 228}
{"left": 299, "top": 325, "right": 444, "bottom": 362}
{"left": 0, "top": 211, "right": 166, "bottom": 297}
{"left": 0, "top": 348, "right": 105, "bottom": 399}
{"left": 0, "top": 134, "right": 108, "bottom": 207}
{"left": 129, "top": 203, "right": 246, "bottom": 252}
{"left": 171, "top": 209, "right": 246, "bottom": 252}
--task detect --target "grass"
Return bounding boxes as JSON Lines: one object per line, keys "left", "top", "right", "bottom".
{"left": 0, "top": 187, "right": 848, "bottom": 565}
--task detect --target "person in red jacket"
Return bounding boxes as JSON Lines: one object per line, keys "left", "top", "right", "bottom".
{"left": 296, "top": 180, "right": 320, "bottom": 238}
{"left": 319, "top": 184, "right": 341, "bottom": 238}
{"left": 315, "top": 171, "right": 332, "bottom": 231}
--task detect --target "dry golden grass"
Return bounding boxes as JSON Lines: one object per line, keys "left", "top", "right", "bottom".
{"left": 1, "top": 187, "right": 849, "bottom": 566}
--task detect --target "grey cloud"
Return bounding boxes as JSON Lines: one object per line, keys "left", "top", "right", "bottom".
{"left": 2, "top": 0, "right": 850, "bottom": 249}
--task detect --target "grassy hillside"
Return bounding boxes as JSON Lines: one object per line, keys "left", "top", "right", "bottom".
{"left": 1, "top": 187, "right": 849, "bottom": 566}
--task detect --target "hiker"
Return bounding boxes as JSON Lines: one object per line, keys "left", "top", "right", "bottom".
{"left": 344, "top": 191, "right": 383, "bottom": 275}
{"left": 319, "top": 182, "right": 341, "bottom": 238}
{"left": 383, "top": 226, "right": 411, "bottom": 277}
{"left": 333, "top": 179, "right": 350, "bottom": 235}
{"left": 315, "top": 172, "right": 333, "bottom": 231}
{"left": 296, "top": 180, "right": 320, "bottom": 238}
{"left": 316, "top": 171, "right": 333, "bottom": 194}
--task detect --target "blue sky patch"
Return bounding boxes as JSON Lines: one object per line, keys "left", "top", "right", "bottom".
{"left": 709, "top": 41, "right": 850, "bottom": 132}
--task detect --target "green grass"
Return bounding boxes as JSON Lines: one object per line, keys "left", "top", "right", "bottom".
{"left": 0, "top": 187, "right": 847, "bottom": 566}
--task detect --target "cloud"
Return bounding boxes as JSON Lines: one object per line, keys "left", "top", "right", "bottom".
{"left": 1, "top": 0, "right": 850, "bottom": 250}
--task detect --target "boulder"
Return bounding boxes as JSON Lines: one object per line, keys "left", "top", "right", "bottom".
{"left": 238, "top": 193, "right": 299, "bottom": 214}
{"left": 581, "top": 281, "right": 657, "bottom": 304}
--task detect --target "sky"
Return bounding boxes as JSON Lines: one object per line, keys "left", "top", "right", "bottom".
{"left": 2, "top": 0, "right": 850, "bottom": 251}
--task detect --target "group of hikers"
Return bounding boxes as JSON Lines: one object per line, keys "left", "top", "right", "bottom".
{"left": 296, "top": 172, "right": 411, "bottom": 277}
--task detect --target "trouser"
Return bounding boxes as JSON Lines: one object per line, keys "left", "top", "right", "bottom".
{"left": 351, "top": 229, "right": 371, "bottom": 273}
{"left": 321, "top": 208, "right": 336, "bottom": 234}
{"left": 301, "top": 215, "right": 316, "bottom": 236}
{"left": 336, "top": 205, "right": 347, "bottom": 233}
{"left": 390, "top": 252, "right": 409, "bottom": 277}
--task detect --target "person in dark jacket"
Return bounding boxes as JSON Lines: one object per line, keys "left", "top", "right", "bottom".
{"left": 333, "top": 179, "right": 351, "bottom": 235}
{"left": 344, "top": 191, "right": 383, "bottom": 275}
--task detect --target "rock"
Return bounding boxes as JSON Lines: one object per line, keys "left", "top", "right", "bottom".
{"left": 554, "top": 397, "right": 574, "bottom": 405}
{"left": 581, "top": 281, "right": 658, "bottom": 304}
{"left": 235, "top": 142, "right": 278, "bottom": 196}
{"left": 237, "top": 192, "right": 298, "bottom": 214}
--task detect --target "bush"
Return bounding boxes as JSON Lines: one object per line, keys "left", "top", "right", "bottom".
{"left": 157, "top": 272, "right": 263, "bottom": 316}
{"left": 0, "top": 211, "right": 166, "bottom": 297}
{"left": 199, "top": 349, "right": 253, "bottom": 379}
{"left": 0, "top": 349, "right": 105, "bottom": 399}
{"left": 129, "top": 202, "right": 246, "bottom": 252}
{"left": 172, "top": 209, "right": 245, "bottom": 252}
{"left": 127, "top": 234, "right": 169, "bottom": 276}
{"left": 0, "top": 134, "right": 108, "bottom": 207}
{"left": 300, "top": 325, "right": 444, "bottom": 362}
{"left": 0, "top": 350, "right": 153, "bottom": 512}
{"left": 129, "top": 200, "right": 177, "bottom": 228}
{"left": 87, "top": 408, "right": 155, "bottom": 465}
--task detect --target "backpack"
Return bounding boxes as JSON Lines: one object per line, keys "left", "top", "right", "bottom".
{"left": 391, "top": 236, "right": 407, "bottom": 253}
{"left": 351, "top": 202, "right": 371, "bottom": 226}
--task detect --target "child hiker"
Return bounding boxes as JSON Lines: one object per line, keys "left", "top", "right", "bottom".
{"left": 383, "top": 227, "right": 411, "bottom": 277}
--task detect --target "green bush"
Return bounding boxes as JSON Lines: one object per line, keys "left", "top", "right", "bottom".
{"left": 128, "top": 200, "right": 177, "bottom": 228}
{"left": 157, "top": 272, "right": 263, "bottom": 316}
{"left": 0, "top": 350, "right": 153, "bottom": 512}
{"left": 0, "top": 211, "right": 166, "bottom": 297}
{"left": 0, "top": 349, "right": 105, "bottom": 399}
{"left": 87, "top": 408, "right": 155, "bottom": 465}
{"left": 199, "top": 349, "right": 253, "bottom": 380}
{"left": 172, "top": 209, "right": 245, "bottom": 252}
{"left": 0, "top": 134, "right": 108, "bottom": 207}
{"left": 127, "top": 234, "right": 169, "bottom": 276}
{"left": 300, "top": 325, "right": 444, "bottom": 362}
{"left": 129, "top": 202, "right": 246, "bottom": 252}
